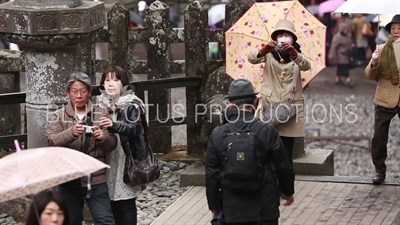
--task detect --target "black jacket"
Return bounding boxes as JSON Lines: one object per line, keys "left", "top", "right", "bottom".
{"left": 205, "top": 109, "right": 295, "bottom": 223}
{"left": 108, "top": 105, "right": 147, "bottom": 161}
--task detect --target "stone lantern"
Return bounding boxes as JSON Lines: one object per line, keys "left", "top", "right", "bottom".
{"left": 0, "top": 0, "right": 105, "bottom": 148}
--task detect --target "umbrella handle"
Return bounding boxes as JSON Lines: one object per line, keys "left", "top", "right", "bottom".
{"left": 14, "top": 139, "right": 21, "bottom": 152}
{"left": 86, "top": 174, "right": 92, "bottom": 199}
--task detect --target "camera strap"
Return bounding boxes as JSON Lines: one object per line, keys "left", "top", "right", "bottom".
{"left": 82, "top": 109, "right": 94, "bottom": 154}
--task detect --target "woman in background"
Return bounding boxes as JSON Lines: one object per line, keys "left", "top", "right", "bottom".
{"left": 329, "top": 22, "right": 355, "bottom": 87}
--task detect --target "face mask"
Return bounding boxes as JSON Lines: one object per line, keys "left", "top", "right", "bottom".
{"left": 277, "top": 36, "right": 293, "bottom": 44}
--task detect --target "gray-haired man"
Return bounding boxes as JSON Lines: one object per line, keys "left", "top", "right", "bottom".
{"left": 47, "top": 72, "right": 117, "bottom": 225}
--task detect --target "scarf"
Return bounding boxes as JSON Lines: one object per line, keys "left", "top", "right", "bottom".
{"left": 378, "top": 38, "right": 399, "bottom": 85}
{"left": 97, "top": 93, "right": 146, "bottom": 116}
{"left": 272, "top": 42, "right": 302, "bottom": 64}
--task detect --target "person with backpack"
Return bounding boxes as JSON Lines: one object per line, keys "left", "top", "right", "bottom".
{"left": 205, "top": 79, "right": 295, "bottom": 225}
{"left": 97, "top": 66, "right": 149, "bottom": 225}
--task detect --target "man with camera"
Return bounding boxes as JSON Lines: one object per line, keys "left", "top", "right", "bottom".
{"left": 47, "top": 72, "right": 117, "bottom": 225}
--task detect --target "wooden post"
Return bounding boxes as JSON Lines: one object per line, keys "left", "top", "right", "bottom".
{"left": 146, "top": 1, "right": 172, "bottom": 154}
{"left": 184, "top": 2, "right": 208, "bottom": 155}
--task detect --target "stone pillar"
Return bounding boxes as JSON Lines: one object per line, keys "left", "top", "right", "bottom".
{"left": 24, "top": 49, "right": 78, "bottom": 147}
{"left": 0, "top": 0, "right": 105, "bottom": 148}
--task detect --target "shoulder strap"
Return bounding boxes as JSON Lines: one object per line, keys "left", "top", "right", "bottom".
{"left": 82, "top": 108, "right": 94, "bottom": 154}
{"left": 225, "top": 122, "right": 239, "bottom": 134}
{"left": 225, "top": 119, "right": 265, "bottom": 135}
{"left": 251, "top": 120, "right": 269, "bottom": 165}
{"left": 138, "top": 110, "right": 151, "bottom": 147}
{"left": 251, "top": 120, "right": 266, "bottom": 135}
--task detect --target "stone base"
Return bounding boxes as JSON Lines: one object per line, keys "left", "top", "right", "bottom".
{"left": 0, "top": 197, "right": 31, "bottom": 222}
{"left": 180, "top": 149, "right": 334, "bottom": 187}
{"left": 293, "top": 149, "right": 334, "bottom": 176}
{"left": 180, "top": 161, "right": 205, "bottom": 187}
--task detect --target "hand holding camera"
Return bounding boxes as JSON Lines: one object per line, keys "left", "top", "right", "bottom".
{"left": 92, "top": 126, "right": 105, "bottom": 141}
{"left": 280, "top": 42, "right": 298, "bottom": 59}
{"left": 258, "top": 41, "right": 278, "bottom": 56}
{"left": 72, "top": 121, "right": 85, "bottom": 137}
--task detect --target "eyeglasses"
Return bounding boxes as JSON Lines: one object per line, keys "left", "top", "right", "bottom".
{"left": 70, "top": 89, "right": 89, "bottom": 96}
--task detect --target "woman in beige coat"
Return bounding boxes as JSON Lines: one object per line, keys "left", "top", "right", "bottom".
{"left": 247, "top": 19, "right": 311, "bottom": 165}
{"left": 364, "top": 14, "right": 400, "bottom": 185}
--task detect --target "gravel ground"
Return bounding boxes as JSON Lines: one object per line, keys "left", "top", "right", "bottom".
{"left": 303, "top": 94, "right": 400, "bottom": 179}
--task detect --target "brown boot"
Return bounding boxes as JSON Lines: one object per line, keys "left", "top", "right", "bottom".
{"left": 372, "top": 173, "right": 385, "bottom": 185}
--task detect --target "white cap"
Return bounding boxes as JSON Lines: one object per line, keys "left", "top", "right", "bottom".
{"left": 138, "top": 1, "right": 146, "bottom": 11}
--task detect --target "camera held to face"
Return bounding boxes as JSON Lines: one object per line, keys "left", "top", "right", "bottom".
{"left": 274, "top": 43, "right": 284, "bottom": 51}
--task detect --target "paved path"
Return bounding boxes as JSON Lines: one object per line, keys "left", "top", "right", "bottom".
{"left": 151, "top": 180, "right": 400, "bottom": 225}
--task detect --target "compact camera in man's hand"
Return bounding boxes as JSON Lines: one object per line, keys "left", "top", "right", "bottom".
{"left": 82, "top": 125, "right": 94, "bottom": 134}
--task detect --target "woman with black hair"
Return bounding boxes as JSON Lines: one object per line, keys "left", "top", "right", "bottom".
{"left": 97, "top": 66, "right": 149, "bottom": 225}
{"left": 26, "top": 190, "right": 70, "bottom": 225}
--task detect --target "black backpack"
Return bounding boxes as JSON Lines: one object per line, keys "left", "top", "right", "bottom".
{"left": 220, "top": 120, "right": 266, "bottom": 192}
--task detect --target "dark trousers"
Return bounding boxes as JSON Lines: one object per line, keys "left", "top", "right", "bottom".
{"left": 371, "top": 105, "right": 400, "bottom": 175}
{"left": 280, "top": 136, "right": 295, "bottom": 165}
{"left": 58, "top": 182, "right": 115, "bottom": 225}
{"left": 111, "top": 198, "right": 137, "bottom": 225}
{"left": 336, "top": 64, "right": 350, "bottom": 78}
{"left": 226, "top": 219, "right": 279, "bottom": 225}
{"left": 278, "top": 136, "right": 295, "bottom": 196}
{"left": 357, "top": 47, "right": 366, "bottom": 65}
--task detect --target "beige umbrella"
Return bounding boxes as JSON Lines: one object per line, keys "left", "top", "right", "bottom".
{"left": 0, "top": 140, "right": 110, "bottom": 203}
{"left": 225, "top": 0, "right": 326, "bottom": 90}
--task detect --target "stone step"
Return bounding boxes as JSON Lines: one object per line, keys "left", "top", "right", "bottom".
{"left": 180, "top": 149, "right": 335, "bottom": 187}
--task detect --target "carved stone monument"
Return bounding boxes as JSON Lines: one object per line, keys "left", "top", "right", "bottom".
{"left": 13, "top": 0, "right": 83, "bottom": 8}
{"left": 0, "top": 0, "right": 105, "bottom": 149}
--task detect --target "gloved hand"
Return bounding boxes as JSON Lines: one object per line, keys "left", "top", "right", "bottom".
{"left": 258, "top": 41, "right": 278, "bottom": 57}
{"left": 281, "top": 42, "right": 298, "bottom": 59}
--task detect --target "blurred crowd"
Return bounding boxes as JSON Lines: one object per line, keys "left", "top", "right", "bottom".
{"left": 317, "top": 12, "right": 383, "bottom": 87}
